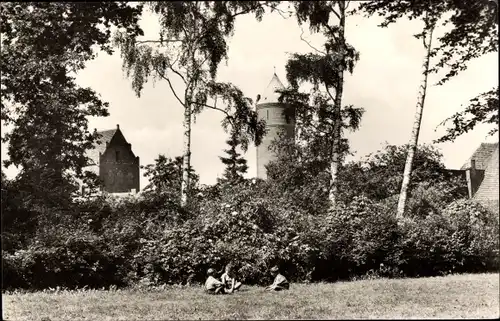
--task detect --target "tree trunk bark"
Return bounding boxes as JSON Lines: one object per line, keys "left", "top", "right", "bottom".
{"left": 396, "top": 26, "right": 434, "bottom": 219}
{"left": 328, "top": 2, "right": 346, "bottom": 207}
{"left": 180, "top": 103, "right": 192, "bottom": 207}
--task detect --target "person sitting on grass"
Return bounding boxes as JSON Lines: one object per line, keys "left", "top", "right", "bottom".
{"left": 205, "top": 268, "right": 225, "bottom": 294}
{"left": 221, "top": 264, "right": 242, "bottom": 294}
{"left": 265, "top": 265, "right": 289, "bottom": 291}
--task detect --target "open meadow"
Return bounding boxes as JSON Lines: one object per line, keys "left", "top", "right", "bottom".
{"left": 3, "top": 273, "right": 499, "bottom": 320}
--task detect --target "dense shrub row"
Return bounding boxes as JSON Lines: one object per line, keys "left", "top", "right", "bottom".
{"left": 3, "top": 180, "right": 499, "bottom": 290}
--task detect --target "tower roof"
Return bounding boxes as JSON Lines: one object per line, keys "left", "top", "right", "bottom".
{"left": 86, "top": 129, "right": 118, "bottom": 166}
{"left": 259, "top": 73, "right": 285, "bottom": 104}
{"left": 85, "top": 125, "right": 125, "bottom": 166}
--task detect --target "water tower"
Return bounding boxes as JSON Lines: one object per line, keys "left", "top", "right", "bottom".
{"left": 256, "top": 72, "right": 295, "bottom": 179}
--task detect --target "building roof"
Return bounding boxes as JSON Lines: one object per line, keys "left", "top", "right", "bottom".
{"left": 460, "top": 142, "right": 499, "bottom": 170}
{"left": 258, "top": 73, "right": 285, "bottom": 104}
{"left": 474, "top": 145, "right": 499, "bottom": 201}
{"left": 86, "top": 128, "right": 118, "bottom": 166}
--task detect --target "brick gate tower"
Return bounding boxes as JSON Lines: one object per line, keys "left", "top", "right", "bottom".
{"left": 256, "top": 72, "right": 295, "bottom": 179}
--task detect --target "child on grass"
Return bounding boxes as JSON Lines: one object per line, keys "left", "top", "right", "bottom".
{"left": 220, "top": 264, "right": 242, "bottom": 294}
{"left": 265, "top": 265, "right": 289, "bottom": 291}
{"left": 205, "top": 268, "right": 225, "bottom": 294}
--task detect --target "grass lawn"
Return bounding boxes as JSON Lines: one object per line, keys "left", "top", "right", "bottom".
{"left": 3, "top": 273, "right": 499, "bottom": 320}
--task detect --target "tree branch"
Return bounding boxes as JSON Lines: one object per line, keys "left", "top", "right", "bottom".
{"left": 136, "top": 39, "right": 183, "bottom": 45}
{"left": 188, "top": 100, "right": 235, "bottom": 124}
{"left": 154, "top": 66, "right": 186, "bottom": 107}
{"left": 267, "top": 4, "right": 293, "bottom": 19}
{"left": 300, "top": 27, "right": 326, "bottom": 54}
{"left": 330, "top": 5, "right": 341, "bottom": 21}
{"left": 325, "top": 25, "right": 340, "bottom": 42}
{"left": 231, "top": 6, "right": 261, "bottom": 19}
{"left": 169, "top": 63, "right": 187, "bottom": 85}
{"left": 325, "top": 85, "right": 336, "bottom": 103}
{"left": 345, "top": 1, "right": 352, "bottom": 12}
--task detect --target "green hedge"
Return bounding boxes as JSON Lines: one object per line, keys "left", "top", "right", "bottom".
{"left": 3, "top": 187, "right": 499, "bottom": 290}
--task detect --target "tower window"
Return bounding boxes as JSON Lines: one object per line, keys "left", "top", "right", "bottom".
{"left": 266, "top": 110, "right": 269, "bottom": 120}
{"left": 116, "top": 151, "right": 120, "bottom": 161}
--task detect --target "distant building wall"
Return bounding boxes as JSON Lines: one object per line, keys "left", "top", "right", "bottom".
{"left": 474, "top": 148, "right": 499, "bottom": 213}
{"left": 256, "top": 102, "right": 295, "bottom": 179}
{"left": 446, "top": 156, "right": 498, "bottom": 214}
{"left": 99, "top": 142, "right": 140, "bottom": 193}
{"left": 465, "top": 160, "right": 485, "bottom": 199}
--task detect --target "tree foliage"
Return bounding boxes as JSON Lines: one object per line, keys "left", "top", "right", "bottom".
{"left": 357, "top": 0, "right": 498, "bottom": 85}
{"left": 1, "top": 2, "right": 143, "bottom": 208}
{"left": 280, "top": 1, "right": 363, "bottom": 205}
{"left": 143, "top": 155, "right": 199, "bottom": 200}
{"left": 218, "top": 130, "right": 249, "bottom": 185}
{"left": 113, "top": 1, "right": 277, "bottom": 205}
{"left": 279, "top": 89, "right": 363, "bottom": 162}
{"left": 265, "top": 139, "right": 468, "bottom": 214}
{"left": 436, "top": 87, "right": 499, "bottom": 142}
{"left": 337, "top": 143, "right": 468, "bottom": 203}
{"left": 266, "top": 135, "right": 331, "bottom": 215}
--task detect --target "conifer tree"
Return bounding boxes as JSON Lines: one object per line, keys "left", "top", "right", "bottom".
{"left": 219, "top": 130, "right": 248, "bottom": 184}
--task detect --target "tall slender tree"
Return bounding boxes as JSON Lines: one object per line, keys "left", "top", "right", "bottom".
{"left": 358, "top": 0, "right": 498, "bottom": 217}
{"left": 396, "top": 14, "right": 436, "bottom": 219}
{"left": 114, "top": 2, "right": 277, "bottom": 206}
{"left": 283, "top": 1, "right": 363, "bottom": 206}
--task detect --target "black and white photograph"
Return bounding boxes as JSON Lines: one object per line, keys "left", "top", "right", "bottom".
{"left": 1, "top": 1, "right": 499, "bottom": 320}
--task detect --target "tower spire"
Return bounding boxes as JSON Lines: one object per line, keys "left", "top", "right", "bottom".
{"left": 256, "top": 71, "right": 295, "bottom": 180}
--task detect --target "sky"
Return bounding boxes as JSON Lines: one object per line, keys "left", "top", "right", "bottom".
{"left": 1, "top": 4, "right": 498, "bottom": 189}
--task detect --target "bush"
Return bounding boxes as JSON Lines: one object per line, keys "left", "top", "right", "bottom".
{"left": 396, "top": 199, "right": 499, "bottom": 277}
{"left": 4, "top": 180, "right": 498, "bottom": 290}
{"left": 380, "top": 179, "right": 469, "bottom": 219}
{"left": 2, "top": 193, "right": 186, "bottom": 290}
{"left": 405, "top": 178, "right": 468, "bottom": 219}
{"left": 132, "top": 182, "right": 322, "bottom": 286}
{"left": 441, "top": 199, "right": 499, "bottom": 272}
{"left": 397, "top": 214, "right": 457, "bottom": 277}
{"left": 3, "top": 231, "right": 130, "bottom": 289}
{"left": 317, "top": 197, "right": 401, "bottom": 280}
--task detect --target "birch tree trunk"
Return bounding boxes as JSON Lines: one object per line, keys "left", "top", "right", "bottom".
{"left": 396, "top": 26, "right": 435, "bottom": 219}
{"left": 328, "top": 1, "right": 346, "bottom": 207}
{"left": 180, "top": 103, "right": 192, "bottom": 207}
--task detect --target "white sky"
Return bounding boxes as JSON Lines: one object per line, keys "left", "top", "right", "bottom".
{"left": 1, "top": 7, "right": 498, "bottom": 189}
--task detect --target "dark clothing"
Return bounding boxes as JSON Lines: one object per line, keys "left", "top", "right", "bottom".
{"left": 270, "top": 273, "right": 289, "bottom": 291}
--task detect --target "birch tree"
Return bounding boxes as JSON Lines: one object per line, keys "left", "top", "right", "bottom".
{"left": 358, "top": 0, "right": 498, "bottom": 218}
{"left": 283, "top": 1, "right": 363, "bottom": 206}
{"left": 114, "top": 2, "right": 276, "bottom": 206}
{"left": 396, "top": 15, "right": 436, "bottom": 219}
